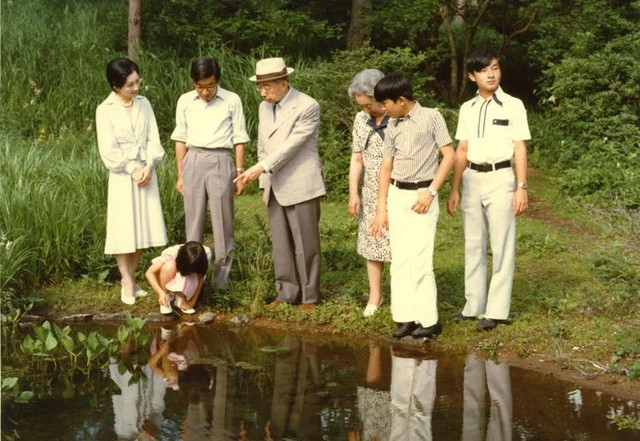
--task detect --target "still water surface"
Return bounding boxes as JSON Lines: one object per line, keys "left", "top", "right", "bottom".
{"left": 3, "top": 322, "right": 639, "bottom": 440}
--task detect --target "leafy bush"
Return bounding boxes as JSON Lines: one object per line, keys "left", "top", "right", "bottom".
{"left": 537, "top": 32, "right": 640, "bottom": 205}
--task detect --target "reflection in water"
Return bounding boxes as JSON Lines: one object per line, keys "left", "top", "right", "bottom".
{"left": 356, "top": 345, "right": 391, "bottom": 441}
{"left": 267, "top": 336, "right": 322, "bottom": 440}
{"left": 109, "top": 361, "right": 165, "bottom": 439}
{"left": 389, "top": 352, "right": 437, "bottom": 441}
{"left": 5, "top": 323, "right": 638, "bottom": 440}
{"left": 462, "top": 354, "right": 512, "bottom": 441}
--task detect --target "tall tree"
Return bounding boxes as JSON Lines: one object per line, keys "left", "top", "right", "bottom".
{"left": 128, "top": 0, "right": 141, "bottom": 61}
{"left": 440, "top": 0, "right": 537, "bottom": 105}
{"left": 347, "top": 0, "right": 372, "bottom": 50}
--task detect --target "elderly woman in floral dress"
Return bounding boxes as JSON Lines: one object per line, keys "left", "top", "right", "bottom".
{"left": 348, "top": 69, "right": 392, "bottom": 317}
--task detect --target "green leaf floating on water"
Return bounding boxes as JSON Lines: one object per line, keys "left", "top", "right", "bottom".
{"left": 260, "top": 346, "right": 289, "bottom": 353}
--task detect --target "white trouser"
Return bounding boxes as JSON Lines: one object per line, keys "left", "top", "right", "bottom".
{"left": 461, "top": 167, "right": 516, "bottom": 320}
{"left": 462, "top": 354, "right": 513, "bottom": 441}
{"left": 388, "top": 185, "right": 439, "bottom": 326}
{"left": 390, "top": 356, "right": 437, "bottom": 441}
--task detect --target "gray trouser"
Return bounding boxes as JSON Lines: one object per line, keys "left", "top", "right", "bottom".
{"left": 267, "top": 194, "right": 321, "bottom": 304}
{"left": 182, "top": 147, "right": 235, "bottom": 290}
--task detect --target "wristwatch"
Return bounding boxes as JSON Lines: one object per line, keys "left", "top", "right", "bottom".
{"left": 428, "top": 187, "right": 438, "bottom": 197}
{"left": 517, "top": 182, "right": 528, "bottom": 190}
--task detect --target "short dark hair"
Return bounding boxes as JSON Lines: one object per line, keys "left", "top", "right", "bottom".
{"left": 466, "top": 48, "right": 500, "bottom": 73}
{"left": 374, "top": 74, "right": 414, "bottom": 102}
{"left": 190, "top": 56, "right": 221, "bottom": 82}
{"left": 106, "top": 57, "right": 139, "bottom": 91}
{"left": 175, "top": 241, "right": 209, "bottom": 276}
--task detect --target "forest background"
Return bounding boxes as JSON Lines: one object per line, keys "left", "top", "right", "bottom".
{"left": 1, "top": 0, "right": 639, "bottom": 383}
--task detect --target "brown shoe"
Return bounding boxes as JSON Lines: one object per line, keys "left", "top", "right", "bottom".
{"left": 267, "top": 300, "right": 284, "bottom": 308}
{"left": 299, "top": 303, "right": 316, "bottom": 312}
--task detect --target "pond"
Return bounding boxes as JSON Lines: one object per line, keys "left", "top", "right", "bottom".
{"left": 2, "top": 321, "right": 639, "bottom": 440}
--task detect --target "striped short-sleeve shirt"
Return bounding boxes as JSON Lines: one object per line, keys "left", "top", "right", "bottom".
{"left": 383, "top": 102, "right": 453, "bottom": 182}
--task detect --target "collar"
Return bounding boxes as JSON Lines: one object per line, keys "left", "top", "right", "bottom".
{"left": 274, "top": 87, "right": 293, "bottom": 109}
{"left": 395, "top": 101, "right": 421, "bottom": 126}
{"left": 366, "top": 114, "right": 389, "bottom": 131}
{"left": 471, "top": 87, "right": 504, "bottom": 107}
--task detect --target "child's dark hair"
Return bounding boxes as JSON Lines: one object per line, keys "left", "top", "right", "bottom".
{"left": 466, "top": 48, "right": 500, "bottom": 73}
{"left": 374, "top": 74, "right": 414, "bottom": 103}
{"left": 190, "top": 56, "right": 221, "bottom": 82}
{"left": 175, "top": 241, "right": 208, "bottom": 277}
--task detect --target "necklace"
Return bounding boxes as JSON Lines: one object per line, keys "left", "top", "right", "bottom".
{"left": 121, "top": 99, "right": 133, "bottom": 108}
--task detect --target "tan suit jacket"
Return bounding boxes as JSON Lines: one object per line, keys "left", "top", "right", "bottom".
{"left": 258, "top": 88, "right": 326, "bottom": 206}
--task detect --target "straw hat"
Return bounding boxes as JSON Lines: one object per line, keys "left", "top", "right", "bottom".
{"left": 249, "top": 57, "right": 295, "bottom": 82}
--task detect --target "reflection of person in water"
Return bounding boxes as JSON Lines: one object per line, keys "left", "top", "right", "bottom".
{"left": 462, "top": 354, "right": 512, "bottom": 441}
{"left": 266, "top": 336, "right": 322, "bottom": 440}
{"left": 352, "top": 344, "right": 392, "bottom": 441}
{"left": 180, "top": 362, "right": 235, "bottom": 440}
{"left": 109, "top": 333, "right": 167, "bottom": 439}
{"left": 389, "top": 350, "right": 438, "bottom": 441}
{"left": 147, "top": 324, "right": 205, "bottom": 391}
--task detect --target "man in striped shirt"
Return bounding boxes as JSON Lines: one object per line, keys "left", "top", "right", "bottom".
{"left": 371, "top": 74, "right": 455, "bottom": 340}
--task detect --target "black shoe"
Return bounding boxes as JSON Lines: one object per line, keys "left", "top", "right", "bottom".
{"left": 453, "top": 313, "right": 476, "bottom": 321}
{"left": 476, "top": 318, "right": 506, "bottom": 331}
{"left": 411, "top": 323, "right": 443, "bottom": 339}
{"left": 392, "top": 322, "right": 419, "bottom": 339}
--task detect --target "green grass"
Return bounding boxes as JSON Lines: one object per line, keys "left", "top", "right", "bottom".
{"left": 26, "top": 171, "right": 640, "bottom": 382}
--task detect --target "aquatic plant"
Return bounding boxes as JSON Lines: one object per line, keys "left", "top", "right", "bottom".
{"left": 1, "top": 303, "right": 32, "bottom": 350}
{"left": 1, "top": 377, "right": 33, "bottom": 404}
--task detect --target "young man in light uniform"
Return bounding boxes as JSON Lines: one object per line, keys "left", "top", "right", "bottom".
{"left": 447, "top": 48, "right": 531, "bottom": 331}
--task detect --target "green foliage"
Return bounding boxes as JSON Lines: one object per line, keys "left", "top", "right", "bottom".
{"left": 1, "top": 377, "right": 33, "bottom": 404}
{"left": 536, "top": 32, "right": 640, "bottom": 205}
{"left": 143, "top": 0, "right": 345, "bottom": 59}
{"left": 14, "top": 316, "right": 147, "bottom": 375}
{"left": 608, "top": 410, "right": 640, "bottom": 430}
{"left": 0, "top": 0, "right": 125, "bottom": 138}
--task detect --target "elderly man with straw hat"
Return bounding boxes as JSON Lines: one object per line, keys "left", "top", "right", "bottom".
{"left": 236, "top": 57, "right": 326, "bottom": 311}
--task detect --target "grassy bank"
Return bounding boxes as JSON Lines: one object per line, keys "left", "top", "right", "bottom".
{"left": 27, "top": 170, "right": 640, "bottom": 385}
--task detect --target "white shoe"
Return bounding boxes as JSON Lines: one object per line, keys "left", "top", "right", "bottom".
{"left": 175, "top": 297, "right": 196, "bottom": 315}
{"left": 363, "top": 301, "right": 382, "bottom": 317}
{"left": 135, "top": 286, "right": 149, "bottom": 298}
{"left": 160, "top": 304, "right": 173, "bottom": 315}
{"left": 120, "top": 287, "right": 135, "bottom": 305}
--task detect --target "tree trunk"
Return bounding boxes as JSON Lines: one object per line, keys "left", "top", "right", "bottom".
{"left": 346, "top": 0, "right": 372, "bottom": 50}
{"left": 441, "top": 3, "right": 459, "bottom": 106}
{"left": 128, "top": 0, "right": 141, "bottom": 61}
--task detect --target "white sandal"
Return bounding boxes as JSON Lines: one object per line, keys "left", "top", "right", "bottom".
{"left": 134, "top": 286, "right": 149, "bottom": 298}
{"left": 120, "top": 286, "right": 135, "bottom": 306}
{"left": 363, "top": 300, "right": 382, "bottom": 317}
{"left": 175, "top": 297, "right": 196, "bottom": 315}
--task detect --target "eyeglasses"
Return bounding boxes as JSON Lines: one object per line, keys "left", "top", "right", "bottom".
{"left": 195, "top": 82, "right": 217, "bottom": 92}
{"left": 255, "top": 83, "right": 276, "bottom": 92}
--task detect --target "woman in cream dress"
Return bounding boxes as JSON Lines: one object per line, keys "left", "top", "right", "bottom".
{"left": 96, "top": 57, "right": 167, "bottom": 305}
